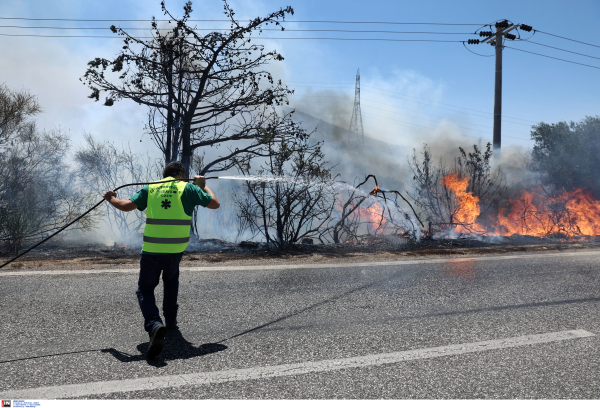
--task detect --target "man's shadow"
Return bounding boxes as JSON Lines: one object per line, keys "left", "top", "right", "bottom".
{"left": 101, "top": 328, "right": 227, "bottom": 365}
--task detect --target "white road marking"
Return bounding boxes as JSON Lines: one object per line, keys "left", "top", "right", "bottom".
{"left": 3, "top": 329, "right": 593, "bottom": 399}
{"left": 0, "top": 249, "right": 598, "bottom": 276}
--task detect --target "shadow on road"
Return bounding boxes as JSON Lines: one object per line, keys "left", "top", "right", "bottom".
{"left": 216, "top": 280, "right": 384, "bottom": 343}
{"left": 101, "top": 328, "right": 227, "bottom": 365}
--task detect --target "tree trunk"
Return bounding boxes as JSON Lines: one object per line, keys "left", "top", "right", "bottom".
{"left": 181, "top": 127, "right": 192, "bottom": 177}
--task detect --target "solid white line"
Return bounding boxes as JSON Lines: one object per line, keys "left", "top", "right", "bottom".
{"left": 0, "top": 249, "right": 598, "bottom": 277}
{"left": 3, "top": 329, "right": 594, "bottom": 399}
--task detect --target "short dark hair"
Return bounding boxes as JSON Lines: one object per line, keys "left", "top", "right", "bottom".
{"left": 163, "top": 161, "right": 186, "bottom": 178}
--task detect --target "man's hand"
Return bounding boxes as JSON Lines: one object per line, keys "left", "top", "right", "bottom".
{"left": 103, "top": 190, "right": 137, "bottom": 212}
{"left": 193, "top": 175, "right": 206, "bottom": 190}
{"left": 193, "top": 176, "right": 220, "bottom": 209}
{"left": 103, "top": 190, "right": 117, "bottom": 201}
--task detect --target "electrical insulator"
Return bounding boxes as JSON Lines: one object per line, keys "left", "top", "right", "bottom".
{"left": 504, "top": 33, "right": 516, "bottom": 40}
{"left": 467, "top": 39, "right": 480, "bottom": 44}
{"left": 479, "top": 31, "right": 493, "bottom": 37}
{"left": 495, "top": 21, "right": 509, "bottom": 29}
{"left": 520, "top": 24, "right": 532, "bottom": 32}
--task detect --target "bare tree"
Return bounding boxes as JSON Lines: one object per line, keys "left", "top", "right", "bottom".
{"left": 81, "top": 0, "right": 299, "bottom": 176}
{"left": 234, "top": 133, "right": 337, "bottom": 248}
{"left": 325, "top": 175, "right": 423, "bottom": 244}
{"left": 327, "top": 179, "right": 366, "bottom": 244}
{"left": 0, "top": 83, "right": 41, "bottom": 147}
{"left": 0, "top": 127, "right": 93, "bottom": 252}
{"left": 74, "top": 134, "right": 160, "bottom": 242}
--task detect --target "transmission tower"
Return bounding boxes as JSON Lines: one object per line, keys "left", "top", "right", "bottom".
{"left": 349, "top": 68, "right": 365, "bottom": 145}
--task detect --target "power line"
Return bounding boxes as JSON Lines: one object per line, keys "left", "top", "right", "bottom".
{"left": 0, "top": 33, "right": 121, "bottom": 38}
{"left": 0, "top": 33, "right": 464, "bottom": 42}
{"left": 295, "top": 95, "right": 533, "bottom": 141}
{"left": 535, "top": 29, "right": 600, "bottom": 49}
{"left": 521, "top": 40, "right": 600, "bottom": 61}
{"left": 360, "top": 102, "right": 530, "bottom": 137}
{"left": 505, "top": 46, "right": 600, "bottom": 70}
{"left": 285, "top": 80, "right": 570, "bottom": 110}
{"left": 0, "top": 17, "right": 486, "bottom": 25}
{"left": 360, "top": 111, "right": 530, "bottom": 141}
{"left": 5, "top": 22, "right": 600, "bottom": 71}
{"left": 298, "top": 95, "right": 532, "bottom": 135}
{"left": 0, "top": 25, "right": 475, "bottom": 35}
{"left": 361, "top": 85, "right": 536, "bottom": 124}
{"left": 360, "top": 99, "right": 531, "bottom": 134}
{"left": 290, "top": 85, "right": 536, "bottom": 126}
{"left": 4, "top": 16, "right": 600, "bottom": 50}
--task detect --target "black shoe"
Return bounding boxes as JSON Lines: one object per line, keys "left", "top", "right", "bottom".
{"left": 147, "top": 324, "right": 166, "bottom": 359}
{"left": 165, "top": 319, "right": 178, "bottom": 330}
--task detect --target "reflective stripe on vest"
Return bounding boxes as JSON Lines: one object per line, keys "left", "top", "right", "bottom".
{"left": 143, "top": 236, "right": 190, "bottom": 244}
{"left": 142, "top": 177, "right": 192, "bottom": 253}
{"left": 146, "top": 218, "right": 192, "bottom": 226}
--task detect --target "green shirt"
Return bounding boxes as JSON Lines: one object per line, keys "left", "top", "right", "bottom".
{"left": 130, "top": 183, "right": 213, "bottom": 254}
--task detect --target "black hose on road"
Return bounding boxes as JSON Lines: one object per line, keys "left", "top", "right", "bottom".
{"left": 0, "top": 177, "right": 218, "bottom": 270}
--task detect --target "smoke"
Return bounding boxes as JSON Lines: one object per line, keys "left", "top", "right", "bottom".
{"left": 495, "top": 144, "right": 538, "bottom": 192}
{"left": 288, "top": 83, "right": 537, "bottom": 197}
{"left": 287, "top": 79, "right": 486, "bottom": 194}
{"left": 291, "top": 88, "right": 354, "bottom": 132}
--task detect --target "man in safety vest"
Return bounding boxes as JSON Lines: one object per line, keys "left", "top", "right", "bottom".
{"left": 103, "top": 161, "right": 220, "bottom": 359}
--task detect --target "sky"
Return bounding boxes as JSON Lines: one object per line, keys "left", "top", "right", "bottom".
{"left": 1, "top": 0, "right": 600, "bottom": 160}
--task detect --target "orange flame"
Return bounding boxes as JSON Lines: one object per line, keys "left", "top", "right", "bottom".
{"left": 495, "top": 188, "right": 600, "bottom": 237}
{"left": 357, "top": 202, "right": 385, "bottom": 230}
{"left": 441, "top": 173, "right": 483, "bottom": 233}
{"left": 439, "top": 172, "right": 600, "bottom": 239}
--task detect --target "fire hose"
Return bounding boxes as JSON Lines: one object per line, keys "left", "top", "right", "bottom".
{"left": 0, "top": 177, "right": 219, "bottom": 270}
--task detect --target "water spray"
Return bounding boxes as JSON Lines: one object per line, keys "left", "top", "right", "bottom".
{"left": 0, "top": 177, "right": 219, "bottom": 269}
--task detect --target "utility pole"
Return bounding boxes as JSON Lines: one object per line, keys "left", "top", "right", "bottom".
{"left": 467, "top": 21, "right": 533, "bottom": 158}
{"left": 492, "top": 27, "right": 504, "bottom": 156}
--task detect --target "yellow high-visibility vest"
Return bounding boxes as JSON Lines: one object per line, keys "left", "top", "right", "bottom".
{"left": 142, "top": 177, "right": 192, "bottom": 253}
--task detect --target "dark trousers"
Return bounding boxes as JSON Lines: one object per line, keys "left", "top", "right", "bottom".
{"left": 136, "top": 252, "right": 183, "bottom": 334}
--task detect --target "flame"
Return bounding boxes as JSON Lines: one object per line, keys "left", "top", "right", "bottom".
{"left": 441, "top": 173, "right": 482, "bottom": 233}
{"left": 357, "top": 202, "right": 385, "bottom": 230}
{"left": 495, "top": 188, "right": 600, "bottom": 237}
{"left": 439, "top": 172, "right": 600, "bottom": 239}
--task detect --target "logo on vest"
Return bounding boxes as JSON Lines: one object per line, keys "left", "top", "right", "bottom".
{"left": 161, "top": 199, "right": 172, "bottom": 209}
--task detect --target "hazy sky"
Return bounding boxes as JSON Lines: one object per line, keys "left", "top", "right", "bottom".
{"left": 1, "top": 0, "right": 599, "bottom": 157}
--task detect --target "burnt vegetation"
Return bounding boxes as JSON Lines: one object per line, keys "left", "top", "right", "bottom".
{"left": 234, "top": 134, "right": 337, "bottom": 248}
{"left": 4, "top": 1, "right": 600, "bottom": 261}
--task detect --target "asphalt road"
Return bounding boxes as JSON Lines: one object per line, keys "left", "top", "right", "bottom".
{"left": 2, "top": 250, "right": 600, "bottom": 399}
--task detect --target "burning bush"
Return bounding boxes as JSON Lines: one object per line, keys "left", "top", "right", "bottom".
{"left": 408, "top": 142, "right": 506, "bottom": 236}
{"left": 494, "top": 187, "right": 600, "bottom": 238}
{"left": 410, "top": 143, "right": 600, "bottom": 240}
{"left": 325, "top": 175, "right": 423, "bottom": 244}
